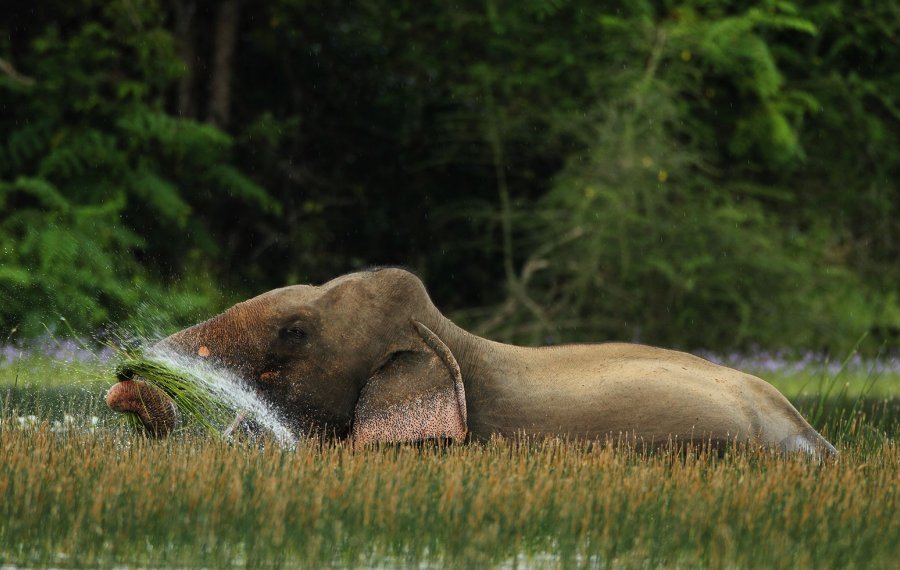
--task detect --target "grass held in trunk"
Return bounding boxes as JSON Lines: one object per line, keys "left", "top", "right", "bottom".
{"left": 112, "top": 350, "right": 296, "bottom": 444}
{"left": 115, "top": 353, "right": 235, "bottom": 437}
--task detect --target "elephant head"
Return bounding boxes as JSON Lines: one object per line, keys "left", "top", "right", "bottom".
{"left": 106, "top": 269, "right": 467, "bottom": 443}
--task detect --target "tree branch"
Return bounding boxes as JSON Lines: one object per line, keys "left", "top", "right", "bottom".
{"left": 0, "top": 57, "right": 35, "bottom": 86}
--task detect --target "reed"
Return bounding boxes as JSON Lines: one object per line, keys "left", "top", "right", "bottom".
{"left": 0, "top": 407, "right": 897, "bottom": 569}
{"left": 1, "top": 353, "right": 897, "bottom": 568}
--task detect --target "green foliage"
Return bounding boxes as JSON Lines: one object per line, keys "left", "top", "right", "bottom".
{"left": 0, "top": 177, "right": 139, "bottom": 332}
{"left": 0, "top": 0, "right": 275, "bottom": 335}
{"left": 1, "top": 0, "right": 898, "bottom": 352}
{"left": 441, "top": 0, "right": 899, "bottom": 351}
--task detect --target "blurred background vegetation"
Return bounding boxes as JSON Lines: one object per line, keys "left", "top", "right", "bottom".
{"left": 1, "top": 0, "right": 898, "bottom": 353}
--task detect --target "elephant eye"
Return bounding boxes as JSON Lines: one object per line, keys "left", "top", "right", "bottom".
{"left": 282, "top": 325, "right": 307, "bottom": 342}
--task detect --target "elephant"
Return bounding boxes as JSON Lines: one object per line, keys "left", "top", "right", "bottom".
{"left": 106, "top": 268, "right": 837, "bottom": 457}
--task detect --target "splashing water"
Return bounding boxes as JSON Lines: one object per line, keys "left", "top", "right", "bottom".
{"left": 144, "top": 347, "right": 297, "bottom": 447}
{"left": 0, "top": 324, "right": 298, "bottom": 445}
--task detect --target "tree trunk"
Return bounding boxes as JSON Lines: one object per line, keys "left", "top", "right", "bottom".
{"left": 171, "top": 0, "right": 197, "bottom": 118}
{"left": 208, "top": 0, "right": 241, "bottom": 128}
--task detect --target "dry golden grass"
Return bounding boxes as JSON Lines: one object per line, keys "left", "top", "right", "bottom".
{"left": 1, "top": 413, "right": 897, "bottom": 569}
{"left": 2, "top": 353, "right": 897, "bottom": 567}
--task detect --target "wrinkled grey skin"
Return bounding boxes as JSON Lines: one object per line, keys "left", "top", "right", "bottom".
{"left": 107, "top": 268, "right": 836, "bottom": 456}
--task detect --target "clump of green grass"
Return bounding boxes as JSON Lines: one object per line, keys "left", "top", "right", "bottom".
{"left": 115, "top": 353, "right": 235, "bottom": 437}
{"left": 119, "top": 407, "right": 146, "bottom": 432}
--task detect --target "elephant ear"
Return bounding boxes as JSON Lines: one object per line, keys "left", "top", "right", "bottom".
{"left": 352, "top": 321, "right": 467, "bottom": 444}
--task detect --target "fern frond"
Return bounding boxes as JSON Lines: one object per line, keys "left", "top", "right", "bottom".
{"left": 207, "top": 164, "right": 281, "bottom": 214}
{"left": 129, "top": 165, "right": 192, "bottom": 226}
{"left": 0, "top": 177, "right": 70, "bottom": 211}
{"left": 0, "top": 119, "right": 53, "bottom": 175}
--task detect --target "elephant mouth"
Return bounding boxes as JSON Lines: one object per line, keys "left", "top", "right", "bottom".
{"left": 106, "top": 378, "right": 181, "bottom": 437}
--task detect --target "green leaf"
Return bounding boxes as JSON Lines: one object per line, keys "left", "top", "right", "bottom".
{"left": 0, "top": 267, "right": 33, "bottom": 286}
{"left": 4, "top": 177, "right": 69, "bottom": 211}
{"left": 129, "top": 166, "right": 192, "bottom": 227}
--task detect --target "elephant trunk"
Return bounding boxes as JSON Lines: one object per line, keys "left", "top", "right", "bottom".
{"left": 154, "top": 302, "right": 268, "bottom": 376}
{"left": 106, "top": 378, "right": 180, "bottom": 437}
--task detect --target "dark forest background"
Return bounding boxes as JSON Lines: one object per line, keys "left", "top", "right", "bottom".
{"left": 1, "top": 0, "right": 898, "bottom": 353}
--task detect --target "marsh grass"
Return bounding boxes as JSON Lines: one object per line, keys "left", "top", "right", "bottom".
{"left": 0, "top": 401, "right": 897, "bottom": 568}
{"left": 1, "top": 354, "right": 898, "bottom": 568}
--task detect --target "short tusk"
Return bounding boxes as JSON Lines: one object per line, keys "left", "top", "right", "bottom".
{"left": 222, "top": 410, "right": 248, "bottom": 438}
